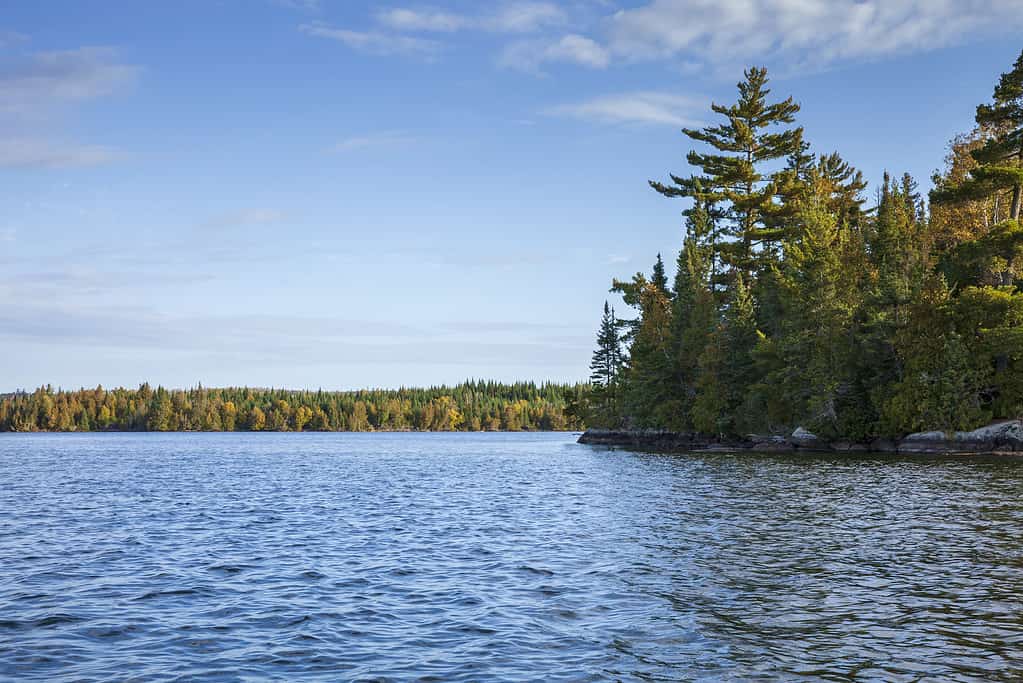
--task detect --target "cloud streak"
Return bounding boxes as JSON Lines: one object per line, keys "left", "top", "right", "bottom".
{"left": 606, "top": 0, "right": 1023, "bottom": 71}
{"left": 500, "top": 34, "right": 609, "bottom": 71}
{"left": 547, "top": 92, "right": 707, "bottom": 126}
{"left": 0, "top": 138, "right": 122, "bottom": 168}
{"left": 0, "top": 46, "right": 139, "bottom": 114}
{"left": 377, "top": 2, "right": 566, "bottom": 34}
{"left": 299, "top": 23, "right": 441, "bottom": 57}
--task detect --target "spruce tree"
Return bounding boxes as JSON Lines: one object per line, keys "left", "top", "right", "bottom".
{"left": 651, "top": 253, "right": 668, "bottom": 292}
{"left": 589, "top": 303, "right": 622, "bottom": 388}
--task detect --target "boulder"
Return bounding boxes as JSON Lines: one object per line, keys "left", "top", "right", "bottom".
{"left": 952, "top": 420, "right": 1023, "bottom": 453}
{"left": 789, "top": 427, "right": 825, "bottom": 450}
{"left": 898, "top": 420, "right": 1023, "bottom": 453}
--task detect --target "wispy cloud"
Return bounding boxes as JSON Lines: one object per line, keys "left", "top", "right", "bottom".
{"left": 299, "top": 22, "right": 441, "bottom": 58}
{"left": 500, "top": 34, "right": 609, "bottom": 72}
{"left": 377, "top": 2, "right": 566, "bottom": 34}
{"left": 547, "top": 92, "right": 707, "bottom": 126}
{"left": 332, "top": 131, "right": 419, "bottom": 153}
{"left": 377, "top": 8, "right": 469, "bottom": 32}
{"left": 0, "top": 46, "right": 136, "bottom": 169}
{"left": 0, "top": 46, "right": 139, "bottom": 115}
{"left": 0, "top": 138, "right": 122, "bottom": 168}
{"left": 0, "top": 30, "right": 28, "bottom": 50}
{"left": 606, "top": 0, "right": 1023, "bottom": 71}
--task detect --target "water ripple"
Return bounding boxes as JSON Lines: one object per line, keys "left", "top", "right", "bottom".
{"left": 1, "top": 432, "right": 1022, "bottom": 680}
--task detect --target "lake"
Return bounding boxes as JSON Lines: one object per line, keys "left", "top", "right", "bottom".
{"left": 1, "top": 432, "right": 1022, "bottom": 681}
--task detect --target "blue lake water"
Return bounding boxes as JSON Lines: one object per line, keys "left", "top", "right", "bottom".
{"left": 1, "top": 432, "right": 1022, "bottom": 681}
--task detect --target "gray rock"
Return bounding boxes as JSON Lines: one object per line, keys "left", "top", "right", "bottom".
{"left": 789, "top": 427, "right": 825, "bottom": 450}
{"left": 897, "top": 420, "right": 1023, "bottom": 453}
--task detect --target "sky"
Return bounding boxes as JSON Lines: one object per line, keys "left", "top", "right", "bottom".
{"left": 1, "top": 0, "right": 1021, "bottom": 391}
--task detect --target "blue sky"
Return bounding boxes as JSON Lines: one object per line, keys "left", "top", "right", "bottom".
{"left": 1, "top": 1, "right": 1021, "bottom": 391}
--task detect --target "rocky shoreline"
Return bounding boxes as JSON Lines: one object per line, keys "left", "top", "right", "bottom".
{"left": 578, "top": 420, "right": 1023, "bottom": 455}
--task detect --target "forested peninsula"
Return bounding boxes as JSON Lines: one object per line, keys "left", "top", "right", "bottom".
{"left": 0, "top": 382, "right": 587, "bottom": 433}
{"left": 582, "top": 52, "right": 1023, "bottom": 451}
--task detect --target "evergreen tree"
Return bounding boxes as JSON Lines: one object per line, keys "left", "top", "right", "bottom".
{"left": 651, "top": 66, "right": 803, "bottom": 276}
{"left": 651, "top": 253, "right": 669, "bottom": 292}
{"left": 588, "top": 301, "right": 623, "bottom": 426}
{"left": 691, "top": 273, "right": 758, "bottom": 435}
{"left": 932, "top": 49, "right": 1023, "bottom": 221}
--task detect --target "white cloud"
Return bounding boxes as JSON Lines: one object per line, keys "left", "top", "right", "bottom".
{"left": 376, "top": 8, "right": 470, "bottom": 32}
{"left": 489, "top": 2, "right": 566, "bottom": 32}
{"left": 299, "top": 23, "right": 441, "bottom": 57}
{"left": 0, "top": 138, "right": 121, "bottom": 168}
{"left": 547, "top": 92, "right": 707, "bottom": 126}
{"left": 0, "top": 47, "right": 139, "bottom": 115}
{"left": 607, "top": 0, "right": 1023, "bottom": 69}
{"left": 377, "top": 2, "right": 565, "bottom": 33}
{"left": 501, "top": 34, "right": 610, "bottom": 71}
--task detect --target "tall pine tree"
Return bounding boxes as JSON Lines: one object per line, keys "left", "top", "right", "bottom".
{"left": 651, "top": 67, "right": 803, "bottom": 276}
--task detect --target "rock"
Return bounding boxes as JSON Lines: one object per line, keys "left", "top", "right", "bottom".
{"left": 578, "top": 421, "right": 1023, "bottom": 455}
{"left": 955, "top": 420, "right": 1023, "bottom": 451}
{"left": 898, "top": 420, "right": 1023, "bottom": 453}
{"left": 789, "top": 427, "right": 825, "bottom": 450}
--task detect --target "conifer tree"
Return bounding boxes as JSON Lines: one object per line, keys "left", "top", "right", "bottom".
{"left": 588, "top": 301, "right": 623, "bottom": 425}
{"left": 932, "top": 49, "right": 1023, "bottom": 221}
{"left": 667, "top": 200, "right": 717, "bottom": 429}
{"left": 651, "top": 67, "right": 803, "bottom": 275}
{"left": 651, "top": 253, "right": 669, "bottom": 292}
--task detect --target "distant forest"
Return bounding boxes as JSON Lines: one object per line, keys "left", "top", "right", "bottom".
{"left": 586, "top": 51, "right": 1023, "bottom": 440}
{"left": 0, "top": 382, "right": 587, "bottom": 432}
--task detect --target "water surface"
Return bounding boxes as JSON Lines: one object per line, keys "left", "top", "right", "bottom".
{"left": 1, "top": 432, "right": 1022, "bottom": 681}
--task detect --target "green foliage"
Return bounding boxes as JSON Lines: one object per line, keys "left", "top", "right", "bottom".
{"left": 932, "top": 49, "right": 1023, "bottom": 220}
{"left": 939, "top": 220, "right": 1023, "bottom": 289}
{"left": 605, "top": 56, "right": 1023, "bottom": 441}
{"left": 587, "top": 301, "right": 624, "bottom": 427}
{"left": 0, "top": 381, "right": 587, "bottom": 433}
{"left": 650, "top": 66, "right": 803, "bottom": 274}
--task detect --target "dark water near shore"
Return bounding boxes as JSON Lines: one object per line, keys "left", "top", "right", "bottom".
{"left": 2, "top": 433, "right": 1023, "bottom": 681}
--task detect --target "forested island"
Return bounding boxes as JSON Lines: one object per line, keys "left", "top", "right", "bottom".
{"left": 0, "top": 382, "right": 587, "bottom": 432}
{"left": 583, "top": 51, "right": 1023, "bottom": 450}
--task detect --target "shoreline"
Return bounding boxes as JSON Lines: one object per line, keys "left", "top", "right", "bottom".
{"left": 578, "top": 422, "right": 1023, "bottom": 456}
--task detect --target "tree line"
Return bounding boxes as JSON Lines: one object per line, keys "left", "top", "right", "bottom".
{"left": 587, "top": 52, "right": 1023, "bottom": 440}
{"left": 0, "top": 381, "right": 588, "bottom": 432}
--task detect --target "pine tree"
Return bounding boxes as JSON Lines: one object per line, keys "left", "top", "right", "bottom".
{"left": 932, "top": 49, "right": 1023, "bottom": 221}
{"left": 651, "top": 66, "right": 803, "bottom": 275}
